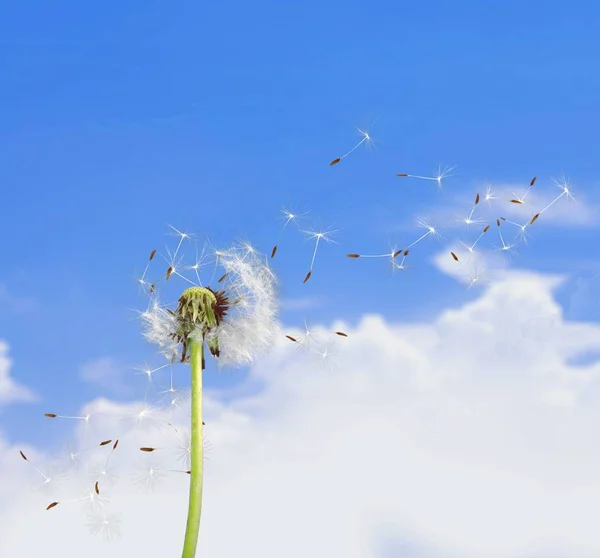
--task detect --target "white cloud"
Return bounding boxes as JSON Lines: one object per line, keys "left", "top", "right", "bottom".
{"left": 0, "top": 340, "right": 36, "bottom": 404}
{"left": 2, "top": 270, "right": 600, "bottom": 557}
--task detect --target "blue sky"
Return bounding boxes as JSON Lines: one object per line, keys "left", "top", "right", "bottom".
{"left": 2, "top": 0, "right": 600, "bottom": 451}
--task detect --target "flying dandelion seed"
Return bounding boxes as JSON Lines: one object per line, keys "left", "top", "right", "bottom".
{"left": 329, "top": 127, "right": 374, "bottom": 166}
{"left": 457, "top": 191, "right": 486, "bottom": 229}
{"left": 460, "top": 223, "right": 491, "bottom": 254}
{"left": 271, "top": 206, "right": 308, "bottom": 259}
{"left": 495, "top": 219, "right": 517, "bottom": 257}
{"left": 301, "top": 227, "right": 337, "bottom": 284}
{"left": 535, "top": 174, "right": 575, "bottom": 216}
{"left": 396, "top": 165, "right": 456, "bottom": 190}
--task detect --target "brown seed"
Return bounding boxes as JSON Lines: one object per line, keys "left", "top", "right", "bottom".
{"left": 346, "top": 253, "right": 361, "bottom": 258}
{"left": 149, "top": 249, "right": 157, "bottom": 261}
{"left": 510, "top": 199, "right": 523, "bottom": 204}
{"left": 46, "top": 502, "right": 59, "bottom": 510}
{"left": 403, "top": 250, "right": 409, "bottom": 256}
{"left": 19, "top": 450, "right": 27, "bottom": 461}
{"left": 149, "top": 283, "right": 155, "bottom": 294}
{"left": 483, "top": 225, "right": 490, "bottom": 233}
{"left": 113, "top": 440, "right": 119, "bottom": 450}
{"left": 203, "top": 421, "right": 206, "bottom": 425}
{"left": 451, "top": 252, "right": 459, "bottom": 262}
{"left": 94, "top": 481, "right": 100, "bottom": 495}
{"left": 392, "top": 249, "right": 403, "bottom": 259}
{"left": 303, "top": 270, "right": 312, "bottom": 283}
{"left": 186, "top": 470, "right": 191, "bottom": 474}
{"left": 530, "top": 176, "right": 537, "bottom": 186}
{"left": 217, "top": 272, "right": 229, "bottom": 283}
{"left": 44, "top": 413, "right": 57, "bottom": 418}
{"left": 140, "top": 447, "right": 155, "bottom": 452}
{"left": 530, "top": 213, "right": 540, "bottom": 225}
{"left": 99, "top": 440, "right": 112, "bottom": 446}
{"left": 330, "top": 157, "right": 341, "bottom": 166}
{"left": 271, "top": 245, "right": 278, "bottom": 258}
{"left": 475, "top": 193, "right": 480, "bottom": 205}
{"left": 286, "top": 335, "right": 298, "bottom": 342}
{"left": 500, "top": 217, "right": 506, "bottom": 221}
{"left": 335, "top": 331, "right": 348, "bottom": 337}
{"left": 396, "top": 173, "right": 408, "bottom": 177}
{"left": 497, "top": 219, "right": 501, "bottom": 226}
{"left": 166, "top": 266, "right": 174, "bottom": 280}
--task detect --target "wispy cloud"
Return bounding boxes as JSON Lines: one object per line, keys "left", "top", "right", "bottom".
{"left": 0, "top": 283, "right": 36, "bottom": 314}
{"left": 79, "top": 357, "right": 129, "bottom": 393}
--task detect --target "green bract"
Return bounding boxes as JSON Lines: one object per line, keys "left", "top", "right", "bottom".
{"left": 172, "top": 286, "right": 230, "bottom": 363}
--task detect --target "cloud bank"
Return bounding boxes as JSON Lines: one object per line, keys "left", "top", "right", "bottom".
{"left": 2, "top": 267, "right": 600, "bottom": 557}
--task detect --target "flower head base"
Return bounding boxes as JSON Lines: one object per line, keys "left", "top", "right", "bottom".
{"left": 171, "top": 286, "right": 230, "bottom": 362}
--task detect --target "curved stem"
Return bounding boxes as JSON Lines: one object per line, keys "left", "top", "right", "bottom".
{"left": 182, "top": 338, "right": 204, "bottom": 558}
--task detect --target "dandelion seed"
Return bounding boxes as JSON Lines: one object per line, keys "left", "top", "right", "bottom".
{"left": 86, "top": 510, "right": 122, "bottom": 540}
{"left": 451, "top": 252, "right": 459, "bottom": 261}
{"left": 286, "top": 335, "right": 298, "bottom": 342}
{"left": 301, "top": 227, "right": 337, "bottom": 283}
{"left": 46, "top": 502, "right": 58, "bottom": 510}
{"left": 94, "top": 481, "right": 100, "bottom": 495}
{"left": 271, "top": 206, "right": 308, "bottom": 259}
{"left": 140, "top": 447, "right": 156, "bottom": 452}
{"left": 536, "top": 174, "right": 575, "bottom": 216}
{"left": 335, "top": 331, "right": 348, "bottom": 337}
{"left": 149, "top": 249, "right": 157, "bottom": 261}
{"left": 19, "top": 450, "right": 59, "bottom": 495}
{"left": 396, "top": 165, "right": 456, "bottom": 190}
{"left": 330, "top": 127, "right": 373, "bottom": 166}
{"left": 483, "top": 225, "right": 490, "bottom": 233}
{"left": 347, "top": 253, "right": 361, "bottom": 258}
{"left": 405, "top": 219, "right": 442, "bottom": 250}
{"left": 217, "top": 272, "right": 229, "bottom": 283}
{"left": 510, "top": 199, "right": 524, "bottom": 204}
{"left": 99, "top": 440, "right": 112, "bottom": 447}
{"left": 458, "top": 192, "right": 486, "bottom": 229}
{"left": 530, "top": 176, "right": 537, "bottom": 186}
{"left": 530, "top": 213, "right": 540, "bottom": 225}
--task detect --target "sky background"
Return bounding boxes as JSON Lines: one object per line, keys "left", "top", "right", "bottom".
{"left": 1, "top": 1, "right": 600, "bottom": 556}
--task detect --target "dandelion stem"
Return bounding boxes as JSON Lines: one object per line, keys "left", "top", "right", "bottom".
{"left": 182, "top": 338, "right": 204, "bottom": 558}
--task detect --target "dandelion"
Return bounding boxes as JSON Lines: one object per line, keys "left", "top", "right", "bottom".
{"left": 140, "top": 235, "right": 278, "bottom": 558}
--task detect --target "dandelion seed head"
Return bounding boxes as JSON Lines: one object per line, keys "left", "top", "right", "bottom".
{"left": 141, "top": 238, "right": 279, "bottom": 368}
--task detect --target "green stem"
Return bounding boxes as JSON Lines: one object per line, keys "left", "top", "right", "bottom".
{"left": 182, "top": 338, "right": 204, "bottom": 558}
